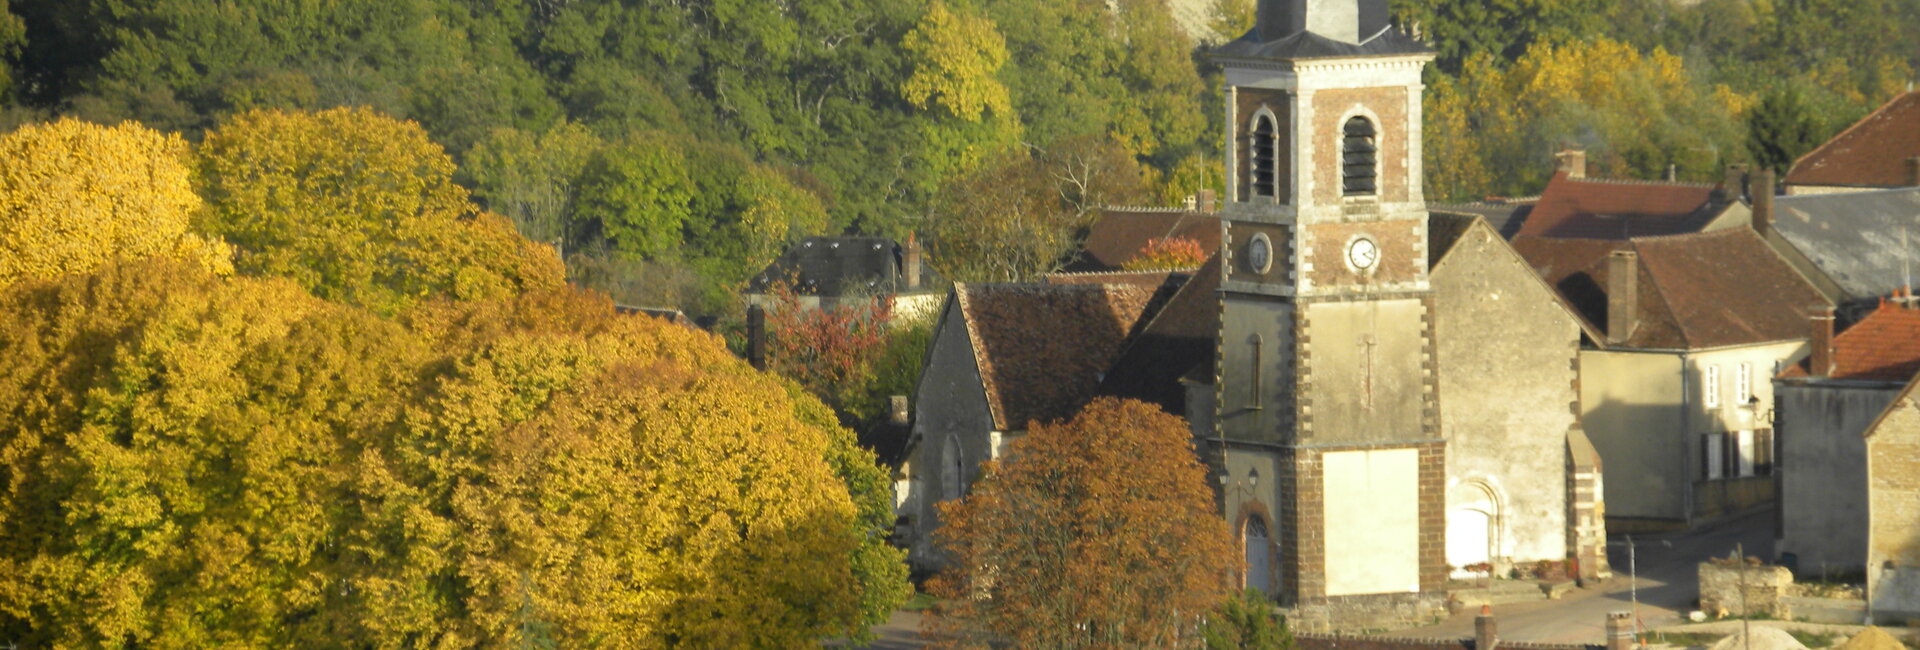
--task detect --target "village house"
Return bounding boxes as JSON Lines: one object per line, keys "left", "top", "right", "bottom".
{"left": 743, "top": 235, "right": 944, "bottom": 320}
{"left": 900, "top": 0, "right": 1609, "bottom": 629}
{"left": 1513, "top": 228, "right": 1832, "bottom": 531}
{"left": 1783, "top": 91, "right": 1920, "bottom": 196}
{"left": 1773, "top": 303, "right": 1920, "bottom": 578}
{"left": 1064, "top": 193, "right": 1223, "bottom": 272}
{"left": 1862, "top": 372, "right": 1920, "bottom": 624}
{"left": 1753, "top": 179, "right": 1920, "bottom": 319}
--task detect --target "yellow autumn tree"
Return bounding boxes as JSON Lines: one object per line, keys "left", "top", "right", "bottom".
{"left": 197, "top": 107, "right": 563, "bottom": 314}
{"left": 0, "top": 118, "right": 231, "bottom": 286}
{"left": 0, "top": 261, "right": 905, "bottom": 646}
{"left": 1424, "top": 38, "right": 1751, "bottom": 200}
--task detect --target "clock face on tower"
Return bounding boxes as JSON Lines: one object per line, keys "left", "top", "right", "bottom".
{"left": 1247, "top": 233, "right": 1273, "bottom": 274}
{"left": 1346, "top": 236, "right": 1380, "bottom": 271}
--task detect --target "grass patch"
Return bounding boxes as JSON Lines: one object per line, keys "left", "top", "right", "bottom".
{"left": 902, "top": 591, "right": 939, "bottom": 612}
{"left": 1789, "top": 631, "right": 1843, "bottom": 648}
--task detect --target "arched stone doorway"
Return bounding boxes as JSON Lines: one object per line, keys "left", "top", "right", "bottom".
{"left": 1244, "top": 516, "right": 1274, "bottom": 595}
{"left": 1447, "top": 481, "right": 1502, "bottom": 578}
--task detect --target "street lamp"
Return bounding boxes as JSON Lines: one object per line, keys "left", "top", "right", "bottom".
{"left": 1609, "top": 535, "right": 1673, "bottom": 643}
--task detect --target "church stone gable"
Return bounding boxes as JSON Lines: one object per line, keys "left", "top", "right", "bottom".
{"left": 1235, "top": 88, "right": 1293, "bottom": 204}
{"left": 1216, "top": 299, "right": 1300, "bottom": 445}
{"left": 1311, "top": 86, "right": 1412, "bottom": 205}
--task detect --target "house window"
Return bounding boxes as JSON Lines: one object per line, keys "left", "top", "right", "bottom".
{"left": 1703, "top": 365, "right": 1721, "bottom": 409}
{"left": 1250, "top": 114, "right": 1278, "bottom": 198}
{"left": 1342, "top": 116, "right": 1377, "bottom": 196}
{"left": 1703, "top": 433, "right": 1725, "bottom": 480}
{"left": 1735, "top": 363, "right": 1752, "bottom": 405}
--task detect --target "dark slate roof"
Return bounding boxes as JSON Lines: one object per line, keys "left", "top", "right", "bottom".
{"left": 1427, "top": 212, "right": 1477, "bottom": 270}
{"left": 1098, "top": 254, "right": 1224, "bottom": 414}
{"left": 1214, "top": 24, "right": 1433, "bottom": 61}
{"left": 1787, "top": 91, "right": 1920, "bottom": 188}
{"left": 1430, "top": 200, "right": 1535, "bottom": 240}
{"left": 1781, "top": 304, "right": 1920, "bottom": 382}
{"left": 1067, "top": 207, "right": 1222, "bottom": 272}
{"left": 1513, "top": 228, "right": 1832, "bottom": 350}
{"left": 956, "top": 283, "right": 1162, "bottom": 431}
{"left": 745, "top": 236, "right": 939, "bottom": 296}
{"left": 1771, "top": 187, "right": 1920, "bottom": 301}
{"left": 1516, "top": 172, "right": 1723, "bottom": 240}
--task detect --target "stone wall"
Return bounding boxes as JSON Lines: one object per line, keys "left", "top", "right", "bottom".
{"left": 1698, "top": 559, "right": 1793, "bottom": 619}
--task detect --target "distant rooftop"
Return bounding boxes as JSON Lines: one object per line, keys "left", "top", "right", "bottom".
{"left": 745, "top": 236, "right": 939, "bottom": 297}
{"left": 1515, "top": 171, "right": 1723, "bottom": 240}
{"left": 1787, "top": 91, "right": 1920, "bottom": 189}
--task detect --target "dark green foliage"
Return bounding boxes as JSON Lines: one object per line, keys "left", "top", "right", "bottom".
{"left": 1748, "top": 88, "right": 1823, "bottom": 176}
{"left": 1202, "top": 589, "right": 1296, "bottom": 650}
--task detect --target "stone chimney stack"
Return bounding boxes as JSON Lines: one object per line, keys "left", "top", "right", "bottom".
{"left": 903, "top": 233, "right": 922, "bottom": 290}
{"left": 1475, "top": 605, "right": 1498, "bottom": 650}
{"left": 1556, "top": 149, "right": 1587, "bottom": 179}
{"left": 1198, "top": 189, "right": 1217, "bottom": 213}
{"left": 1606, "top": 250, "right": 1639, "bottom": 346}
{"left": 1606, "top": 611, "right": 1635, "bottom": 650}
{"left": 1810, "top": 307, "right": 1836, "bottom": 378}
{"left": 746, "top": 304, "right": 767, "bottom": 370}
{"left": 1907, "top": 156, "right": 1920, "bottom": 187}
{"left": 1722, "top": 164, "right": 1749, "bottom": 203}
{"left": 1752, "top": 169, "right": 1777, "bottom": 239}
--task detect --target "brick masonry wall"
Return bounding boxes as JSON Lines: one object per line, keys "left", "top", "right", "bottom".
{"left": 1311, "top": 87, "right": 1412, "bottom": 205}
{"left": 1283, "top": 439, "right": 1447, "bottom": 626}
{"left": 1237, "top": 87, "right": 1293, "bottom": 204}
{"left": 1305, "top": 220, "right": 1424, "bottom": 289}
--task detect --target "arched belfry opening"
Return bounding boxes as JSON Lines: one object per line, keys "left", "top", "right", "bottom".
{"left": 1342, "top": 116, "right": 1378, "bottom": 197}
{"left": 1250, "top": 113, "right": 1278, "bottom": 198}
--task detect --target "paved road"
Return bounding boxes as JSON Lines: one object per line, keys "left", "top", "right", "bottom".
{"left": 1395, "top": 508, "right": 1776, "bottom": 643}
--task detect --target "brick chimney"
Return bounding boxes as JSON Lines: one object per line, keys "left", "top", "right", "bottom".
{"left": 1907, "top": 156, "right": 1920, "bottom": 187}
{"left": 1723, "top": 164, "right": 1749, "bottom": 203}
{"left": 1751, "top": 169, "right": 1776, "bottom": 239}
{"left": 1556, "top": 149, "right": 1588, "bottom": 179}
{"left": 1606, "top": 611, "right": 1635, "bottom": 650}
{"left": 903, "top": 233, "right": 922, "bottom": 290}
{"left": 1606, "top": 250, "right": 1639, "bottom": 346}
{"left": 1475, "top": 605, "right": 1498, "bottom": 650}
{"left": 1198, "top": 189, "right": 1217, "bottom": 213}
{"left": 1810, "top": 306, "right": 1836, "bottom": 378}
{"left": 746, "top": 304, "right": 767, "bottom": 370}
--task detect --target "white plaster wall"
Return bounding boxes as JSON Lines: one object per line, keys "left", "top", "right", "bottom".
{"left": 1324, "top": 448, "right": 1420, "bottom": 595}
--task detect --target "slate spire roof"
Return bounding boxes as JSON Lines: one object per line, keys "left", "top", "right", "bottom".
{"left": 1212, "top": 0, "right": 1431, "bottom": 61}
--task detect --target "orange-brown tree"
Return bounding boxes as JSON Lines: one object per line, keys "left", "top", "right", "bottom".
{"left": 924, "top": 397, "right": 1238, "bottom": 648}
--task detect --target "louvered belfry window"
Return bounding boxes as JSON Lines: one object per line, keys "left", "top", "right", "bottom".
{"left": 1342, "top": 116, "right": 1377, "bottom": 196}
{"left": 1250, "top": 114, "right": 1277, "bottom": 198}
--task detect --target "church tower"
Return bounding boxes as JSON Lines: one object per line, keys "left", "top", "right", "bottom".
{"left": 1207, "top": 0, "right": 1445, "bottom": 625}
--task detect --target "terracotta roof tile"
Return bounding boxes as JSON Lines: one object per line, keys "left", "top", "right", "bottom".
{"left": 1516, "top": 172, "right": 1720, "bottom": 240}
{"left": 1787, "top": 91, "right": 1920, "bottom": 188}
{"left": 1098, "top": 254, "right": 1224, "bottom": 413}
{"left": 1781, "top": 304, "right": 1920, "bottom": 382}
{"left": 957, "top": 283, "right": 1160, "bottom": 430}
{"left": 1514, "top": 229, "right": 1831, "bottom": 349}
{"left": 1068, "top": 208, "right": 1222, "bottom": 272}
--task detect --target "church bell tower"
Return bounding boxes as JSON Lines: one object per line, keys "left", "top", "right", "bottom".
{"left": 1207, "top": 0, "right": 1445, "bottom": 625}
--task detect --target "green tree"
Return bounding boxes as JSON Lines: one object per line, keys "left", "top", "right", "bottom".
{"left": 1391, "top": 0, "right": 1608, "bottom": 73}
{"left": 462, "top": 122, "right": 608, "bottom": 258}
{"left": 924, "top": 397, "right": 1239, "bottom": 646}
{"left": 0, "top": 0, "right": 21, "bottom": 100}
{"left": 0, "top": 118, "right": 230, "bottom": 286}
{"left": 928, "top": 134, "right": 1148, "bottom": 282}
{"left": 1747, "top": 87, "right": 1822, "bottom": 176}
{"left": 1202, "top": 589, "right": 1297, "bottom": 650}
{"left": 572, "top": 131, "right": 697, "bottom": 260}
{"left": 902, "top": 1, "right": 1015, "bottom": 123}
{"left": 197, "top": 107, "right": 564, "bottom": 314}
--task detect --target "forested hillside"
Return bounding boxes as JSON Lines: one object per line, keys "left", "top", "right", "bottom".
{"left": 0, "top": 0, "right": 1914, "bottom": 314}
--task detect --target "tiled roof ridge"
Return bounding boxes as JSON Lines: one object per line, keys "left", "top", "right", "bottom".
{"left": 1624, "top": 225, "right": 1743, "bottom": 244}
{"left": 1432, "top": 197, "right": 1539, "bottom": 209}
{"left": 950, "top": 283, "right": 1001, "bottom": 429}
{"left": 1567, "top": 175, "right": 1719, "bottom": 189}
{"left": 1788, "top": 90, "right": 1920, "bottom": 180}
{"left": 1048, "top": 268, "right": 1199, "bottom": 277}
{"left": 1296, "top": 632, "right": 1591, "bottom": 650}
{"left": 1105, "top": 205, "right": 1198, "bottom": 214}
